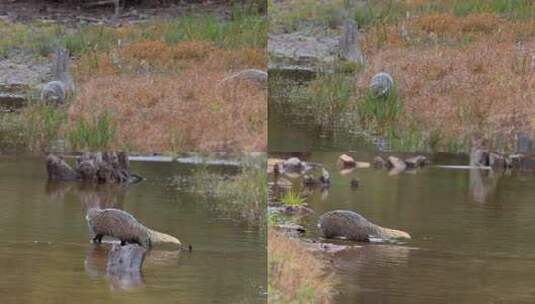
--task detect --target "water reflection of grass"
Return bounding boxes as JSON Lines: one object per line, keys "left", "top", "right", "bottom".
{"left": 191, "top": 156, "right": 266, "bottom": 227}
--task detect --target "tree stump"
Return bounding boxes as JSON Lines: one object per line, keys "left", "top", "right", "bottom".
{"left": 338, "top": 19, "right": 364, "bottom": 64}
{"left": 106, "top": 244, "right": 146, "bottom": 290}
{"left": 46, "top": 152, "right": 141, "bottom": 184}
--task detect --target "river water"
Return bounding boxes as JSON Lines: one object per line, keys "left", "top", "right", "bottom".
{"left": 268, "top": 76, "right": 376, "bottom": 152}
{"left": 273, "top": 151, "right": 535, "bottom": 304}
{"left": 0, "top": 155, "right": 266, "bottom": 304}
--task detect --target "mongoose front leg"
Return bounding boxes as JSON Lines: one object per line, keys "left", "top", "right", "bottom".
{"left": 93, "top": 234, "right": 103, "bottom": 244}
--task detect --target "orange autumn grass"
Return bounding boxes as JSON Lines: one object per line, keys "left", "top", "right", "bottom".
{"left": 69, "top": 40, "right": 266, "bottom": 152}
{"left": 269, "top": 229, "right": 336, "bottom": 303}
{"left": 359, "top": 12, "right": 535, "bottom": 149}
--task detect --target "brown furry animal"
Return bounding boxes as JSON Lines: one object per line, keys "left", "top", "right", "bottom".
{"left": 86, "top": 208, "right": 181, "bottom": 248}
{"left": 319, "top": 210, "right": 410, "bottom": 241}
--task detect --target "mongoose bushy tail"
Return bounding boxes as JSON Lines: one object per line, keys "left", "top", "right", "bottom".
{"left": 319, "top": 210, "right": 411, "bottom": 241}
{"left": 41, "top": 48, "right": 75, "bottom": 104}
{"left": 86, "top": 208, "right": 181, "bottom": 249}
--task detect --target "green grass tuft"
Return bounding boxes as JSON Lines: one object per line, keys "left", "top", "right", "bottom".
{"left": 280, "top": 190, "right": 306, "bottom": 206}
{"left": 67, "top": 111, "right": 116, "bottom": 151}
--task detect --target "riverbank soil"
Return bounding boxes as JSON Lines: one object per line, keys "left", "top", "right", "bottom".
{"left": 269, "top": 0, "right": 535, "bottom": 153}
{"left": 0, "top": 0, "right": 266, "bottom": 153}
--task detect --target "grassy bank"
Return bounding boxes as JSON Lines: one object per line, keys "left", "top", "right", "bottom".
{"left": 268, "top": 229, "right": 336, "bottom": 303}
{"left": 271, "top": 0, "right": 535, "bottom": 153}
{"left": 0, "top": 9, "right": 267, "bottom": 152}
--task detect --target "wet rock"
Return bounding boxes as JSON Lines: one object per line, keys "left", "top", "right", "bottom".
{"left": 274, "top": 177, "right": 293, "bottom": 189}
{"left": 356, "top": 162, "right": 370, "bottom": 168}
{"left": 303, "top": 174, "right": 318, "bottom": 186}
{"left": 369, "top": 72, "right": 394, "bottom": 98}
{"left": 373, "top": 156, "right": 386, "bottom": 168}
{"left": 274, "top": 223, "right": 306, "bottom": 238}
{"left": 269, "top": 205, "right": 315, "bottom": 216}
{"left": 303, "top": 241, "right": 358, "bottom": 255}
{"left": 508, "top": 154, "right": 535, "bottom": 171}
{"left": 387, "top": 156, "right": 407, "bottom": 172}
{"left": 283, "top": 157, "right": 304, "bottom": 173}
{"left": 405, "top": 155, "right": 429, "bottom": 169}
{"left": 267, "top": 158, "right": 285, "bottom": 174}
{"left": 303, "top": 168, "right": 330, "bottom": 188}
{"left": 489, "top": 152, "right": 506, "bottom": 170}
{"left": 337, "top": 153, "right": 356, "bottom": 168}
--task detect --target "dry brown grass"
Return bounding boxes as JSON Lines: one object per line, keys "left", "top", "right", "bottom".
{"left": 268, "top": 229, "right": 336, "bottom": 303}
{"left": 70, "top": 40, "right": 266, "bottom": 152}
{"left": 359, "top": 12, "right": 535, "bottom": 149}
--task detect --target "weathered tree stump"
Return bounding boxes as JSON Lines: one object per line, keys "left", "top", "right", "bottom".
{"left": 338, "top": 19, "right": 364, "bottom": 64}
{"left": 46, "top": 155, "right": 79, "bottom": 181}
{"left": 46, "top": 152, "right": 141, "bottom": 184}
{"left": 106, "top": 244, "right": 146, "bottom": 290}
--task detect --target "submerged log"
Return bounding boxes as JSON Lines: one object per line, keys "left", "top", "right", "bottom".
{"left": 46, "top": 152, "right": 142, "bottom": 184}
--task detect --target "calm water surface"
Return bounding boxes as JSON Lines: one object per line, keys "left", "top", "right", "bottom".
{"left": 0, "top": 156, "right": 266, "bottom": 304}
{"left": 278, "top": 152, "right": 535, "bottom": 303}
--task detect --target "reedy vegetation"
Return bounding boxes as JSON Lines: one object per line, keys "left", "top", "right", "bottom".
{"left": 190, "top": 155, "right": 267, "bottom": 227}
{"left": 268, "top": 229, "right": 336, "bottom": 304}
{"left": 0, "top": 8, "right": 267, "bottom": 152}
{"left": 271, "top": 0, "right": 535, "bottom": 152}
